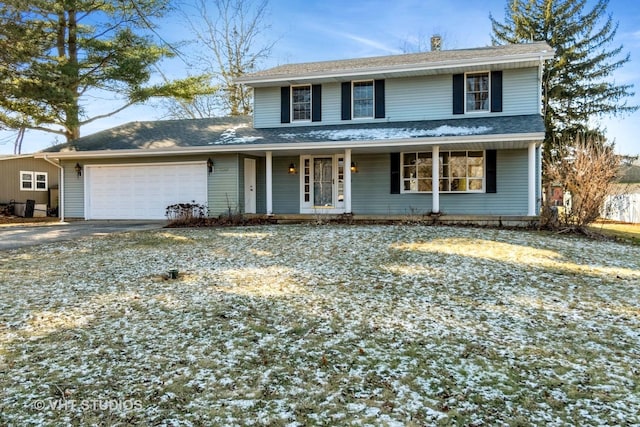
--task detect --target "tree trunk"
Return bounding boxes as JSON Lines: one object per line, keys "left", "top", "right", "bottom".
{"left": 58, "top": 9, "right": 81, "bottom": 142}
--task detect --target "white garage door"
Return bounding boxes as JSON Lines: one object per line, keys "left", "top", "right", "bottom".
{"left": 85, "top": 162, "right": 208, "bottom": 220}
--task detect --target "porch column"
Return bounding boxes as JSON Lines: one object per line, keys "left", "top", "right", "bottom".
{"left": 266, "top": 151, "right": 273, "bottom": 215}
{"left": 528, "top": 142, "right": 536, "bottom": 216}
{"left": 344, "top": 148, "right": 352, "bottom": 213}
{"left": 432, "top": 145, "right": 440, "bottom": 213}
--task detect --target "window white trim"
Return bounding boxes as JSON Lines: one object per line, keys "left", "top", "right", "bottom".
{"left": 400, "top": 150, "right": 486, "bottom": 194}
{"left": 464, "top": 71, "right": 491, "bottom": 114}
{"left": 352, "top": 80, "right": 374, "bottom": 119}
{"left": 20, "top": 171, "right": 48, "bottom": 191}
{"left": 290, "top": 84, "right": 312, "bottom": 122}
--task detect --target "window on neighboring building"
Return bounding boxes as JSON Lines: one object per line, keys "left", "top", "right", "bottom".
{"left": 353, "top": 81, "right": 374, "bottom": 118}
{"left": 291, "top": 85, "right": 311, "bottom": 121}
{"left": 20, "top": 171, "right": 48, "bottom": 191}
{"left": 401, "top": 151, "right": 484, "bottom": 193}
{"left": 466, "top": 72, "right": 489, "bottom": 112}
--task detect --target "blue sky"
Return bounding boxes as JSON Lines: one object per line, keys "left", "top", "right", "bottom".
{"left": 1, "top": 0, "right": 639, "bottom": 155}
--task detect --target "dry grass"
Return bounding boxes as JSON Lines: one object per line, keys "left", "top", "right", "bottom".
{"left": 590, "top": 221, "right": 640, "bottom": 245}
{"left": 0, "top": 216, "right": 58, "bottom": 226}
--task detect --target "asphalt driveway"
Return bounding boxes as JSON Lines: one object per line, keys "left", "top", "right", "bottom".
{"left": 0, "top": 220, "right": 166, "bottom": 251}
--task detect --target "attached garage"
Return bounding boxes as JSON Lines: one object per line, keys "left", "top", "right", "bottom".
{"left": 84, "top": 162, "right": 207, "bottom": 220}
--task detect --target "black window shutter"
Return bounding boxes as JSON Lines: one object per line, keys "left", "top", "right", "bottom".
{"left": 390, "top": 153, "right": 401, "bottom": 194}
{"left": 374, "top": 79, "right": 385, "bottom": 118}
{"left": 486, "top": 149, "right": 497, "bottom": 193}
{"left": 280, "top": 86, "right": 290, "bottom": 123}
{"left": 491, "top": 71, "right": 503, "bottom": 113}
{"left": 452, "top": 74, "right": 464, "bottom": 115}
{"left": 312, "top": 84, "right": 322, "bottom": 122}
{"left": 341, "top": 82, "right": 351, "bottom": 120}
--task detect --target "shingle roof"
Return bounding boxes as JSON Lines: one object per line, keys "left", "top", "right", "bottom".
{"left": 237, "top": 42, "right": 554, "bottom": 83}
{"left": 46, "top": 115, "right": 545, "bottom": 152}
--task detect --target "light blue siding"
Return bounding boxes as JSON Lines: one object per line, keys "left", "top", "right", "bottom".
{"left": 503, "top": 68, "right": 540, "bottom": 115}
{"left": 62, "top": 160, "right": 84, "bottom": 218}
{"left": 253, "top": 87, "right": 281, "bottom": 128}
{"left": 441, "top": 150, "right": 528, "bottom": 215}
{"left": 352, "top": 154, "right": 432, "bottom": 215}
{"left": 252, "top": 68, "right": 541, "bottom": 128}
{"left": 386, "top": 75, "right": 451, "bottom": 121}
{"left": 272, "top": 156, "right": 299, "bottom": 214}
{"left": 351, "top": 150, "right": 529, "bottom": 215}
{"left": 208, "top": 154, "right": 239, "bottom": 216}
{"left": 320, "top": 83, "right": 342, "bottom": 124}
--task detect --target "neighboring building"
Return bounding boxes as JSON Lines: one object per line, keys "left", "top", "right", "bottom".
{"left": 36, "top": 41, "right": 554, "bottom": 221}
{"left": 0, "top": 155, "right": 60, "bottom": 216}
{"left": 602, "top": 158, "right": 640, "bottom": 223}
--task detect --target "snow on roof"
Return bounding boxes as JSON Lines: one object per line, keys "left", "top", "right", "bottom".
{"left": 280, "top": 125, "right": 493, "bottom": 142}
{"left": 215, "top": 124, "right": 263, "bottom": 145}
{"left": 44, "top": 115, "right": 544, "bottom": 153}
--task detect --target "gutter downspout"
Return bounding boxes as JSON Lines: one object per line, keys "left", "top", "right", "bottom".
{"left": 538, "top": 54, "right": 544, "bottom": 116}
{"left": 42, "top": 155, "right": 64, "bottom": 222}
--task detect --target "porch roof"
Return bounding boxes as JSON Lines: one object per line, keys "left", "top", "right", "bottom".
{"left": 40, "top": 114, "right": 544, "bottom": 159}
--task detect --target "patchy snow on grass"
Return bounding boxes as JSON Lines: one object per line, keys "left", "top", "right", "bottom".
{"left": 1, "top": 225, "right": 639, "bottom": 425}
{"left": 280, "top": 125, "right": 493, "bottom": 141}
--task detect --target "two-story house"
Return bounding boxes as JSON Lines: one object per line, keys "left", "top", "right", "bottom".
{"left": 37, "top": 41, "right": 554, "bottom": 221}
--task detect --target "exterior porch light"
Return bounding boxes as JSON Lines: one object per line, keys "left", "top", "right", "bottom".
{"left": 207, "top": 158, "right": 214, "bottom": 174}
{"left": 350, "top": 162, "right": 358, "bottom": 173}
{"left": 288, "top": 163, "right": 297, "bottom": 174}
{"left": 74, "top": 162, "right": 82, "bottom": 177}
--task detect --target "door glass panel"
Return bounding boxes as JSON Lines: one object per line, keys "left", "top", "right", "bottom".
{"left": 303, "top": 158, "right": 310, "bottom": 203}
{"left": 337, "top": 158, "right": 344, "bottom": 203}
{"left": 314, "top": 158, "right": 333, "bottom": 206}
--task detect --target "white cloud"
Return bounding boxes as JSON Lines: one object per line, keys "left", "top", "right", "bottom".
{"left": 340, "top": 32, "right": 404, "bottom": 55}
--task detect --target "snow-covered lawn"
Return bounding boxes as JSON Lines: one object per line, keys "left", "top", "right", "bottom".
{"left": 1, "top": 225, "right": 639, "bottom": 426}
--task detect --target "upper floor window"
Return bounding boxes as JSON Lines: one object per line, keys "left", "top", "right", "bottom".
{"left": 291, "top": 85, "right": 311, "bottom": 121}
{"left": 401, "top": 151, "right": 484, "bottom": 193}
{"left": 466, "top": 72, "right": 490, "bottom": 112}
{"left": 353, "top": 81, "right": 374, "bottom": 118}
{"left": 453, "top": 71, "right": 501, "bottom": 115}
{"left": 20, "top": 171, "right": 48, "bottom": 191}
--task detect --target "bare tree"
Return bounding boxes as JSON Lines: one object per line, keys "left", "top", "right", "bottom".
{"left": 543, "top": 133, "right": 620, "bottom": 231}
{"left": 168, "top": 0, "right": 275, "bottom": 118}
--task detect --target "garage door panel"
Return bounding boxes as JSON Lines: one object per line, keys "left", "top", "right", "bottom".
{"left": 86, "top": 163, "right": 207, "bottom": 220}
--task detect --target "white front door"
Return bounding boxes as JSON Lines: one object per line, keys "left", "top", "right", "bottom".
{"left": 244, "top": 158, "right": 256, "bottom": 214}
{"left": 300, "top": 155, "right": 345, "bottom": 214}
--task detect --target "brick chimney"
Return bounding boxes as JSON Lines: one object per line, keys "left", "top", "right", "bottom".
{"left": 431, "top": 35, "right": 442, "bottom": 51}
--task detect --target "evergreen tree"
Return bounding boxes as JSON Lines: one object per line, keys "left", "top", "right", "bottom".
{"left": 490, "top": 0, "right": 637, "bottom": 159}
{"left": 0, "top": 0, "right": 213, "bottom": 146}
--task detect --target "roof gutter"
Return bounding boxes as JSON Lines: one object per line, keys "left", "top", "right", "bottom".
{"left": 41, "top": 154, "right": 65, "bottom": 222}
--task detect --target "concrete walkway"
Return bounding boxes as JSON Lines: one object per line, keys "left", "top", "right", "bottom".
{"left": 0, "top": 220, "right": 166, "bottom": 251}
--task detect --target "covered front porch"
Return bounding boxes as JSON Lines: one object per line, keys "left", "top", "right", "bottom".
{"left": 254, "top": 141, "right": 540, "bottom": 217}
